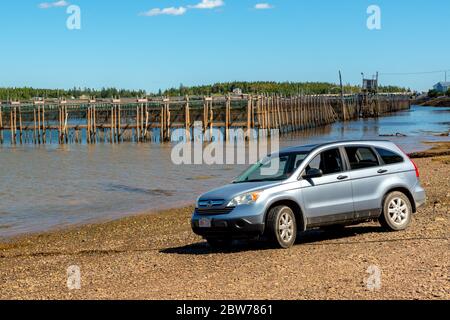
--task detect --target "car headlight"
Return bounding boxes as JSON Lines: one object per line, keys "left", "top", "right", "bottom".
{"left": 227, "top": 191, "right": 262, "bottom": 207}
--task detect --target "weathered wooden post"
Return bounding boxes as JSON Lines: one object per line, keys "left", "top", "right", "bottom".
{"left": 185, "top": 95, "right": 191, "bottom": 141}
{"left": 160, "top": 102, "right": 164, "bottom": 143}
{"left": 42, "top": 105, "right": 46, "bottom": 144}
{"left": 140, "top": 103, "right": 144, "bottom": 142}
{"left": 93, "top": 105, "right": 97, "bottom": 144}
{"left": 111, "top": 106, "right": 115, "bottom": 143}
{"left": 144, "top": 102, "right": 149, "bottom": 142}
{"left": 165, "top": 98, "right": 171, "bottom": 142}
{"left": 0, "top": 106, "right": 3, "bottom": 144}
{"left": 18, "top": 107, "right": 23, "bottom": 144}
{"left": 87, "top": 107, "right": 91, "bottom": 144}
{"left": 64, "top": 105, "right": 69, "bottom": 144}
{"left": 118, "top": 104, "right": 122, "bottom": 142}
{"left": 208, "top": 97, "right": 214, "bottom": 140}
{"left": 246, "top": 95, "right": 252, "bottom": 140}
{"left": 9, "top": 107, "right": 13, "bottom": 145}
{"left": 225, "top": 95, "right": 230, "bottom": 141}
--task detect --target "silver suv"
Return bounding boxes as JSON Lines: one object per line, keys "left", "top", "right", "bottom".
{"left": 191, "top": 141, "right": 426, "bottom": 249}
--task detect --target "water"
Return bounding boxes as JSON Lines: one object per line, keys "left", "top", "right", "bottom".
{"left": 0, "top": 106, "right": 449, "bottom": 238}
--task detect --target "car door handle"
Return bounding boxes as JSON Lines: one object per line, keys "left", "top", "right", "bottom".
{"left": 337, "top": 175, "right": 348, "bottom": 180}
{"left": 378, "top": 169, "right": 388, "bottom": 174}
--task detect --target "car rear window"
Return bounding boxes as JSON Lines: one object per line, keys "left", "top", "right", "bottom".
{"left": 345, "top": 147, "right": 379, "bottom": 170}
{"left": 375, "top": 148, "right": 404, "bottom": 165}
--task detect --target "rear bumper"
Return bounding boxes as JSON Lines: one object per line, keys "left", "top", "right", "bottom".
{"left": 191, "top": 216, "right": 265, "bottom": 239}
{"left": 415, "top": 198, "right": 426, "bottom": 210}
{"left": 412, "top": 183, "right": 426, "bottom": 212}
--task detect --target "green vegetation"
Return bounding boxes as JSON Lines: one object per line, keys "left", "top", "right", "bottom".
{"left": 0, "top": 87, "right": 147, "bottom": 101}
{"left": 446, "top": 89, "right": 450, "bottom": 97}
{"left": 163, "top": 81, "right": 408, "bottom": 97}
{"left": 428, "top": 89, "right": 440, "bottom": 98}
{"left": 0, "top": 82, "right": 409, "bottom": 101}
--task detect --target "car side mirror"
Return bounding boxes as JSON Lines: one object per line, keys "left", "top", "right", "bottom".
{"left": 302, "top": 168, "right": 323, "bottom": 179}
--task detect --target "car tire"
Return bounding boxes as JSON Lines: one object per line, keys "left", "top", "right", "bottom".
{"left": 379, "top": 191, "right": 413, "bottom": 231}
{"left": 206, "top": 238, "right": 232, "bottom": 249}
{"left": 266, "top": 206, "right": 297, "bottom": 249}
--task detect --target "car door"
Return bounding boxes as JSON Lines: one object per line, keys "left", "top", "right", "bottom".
{"left": 343, "top": 146, "right": 384, "bottom": 218}
{"left": 300, "top": 147, "right": 354, "bottom": 227}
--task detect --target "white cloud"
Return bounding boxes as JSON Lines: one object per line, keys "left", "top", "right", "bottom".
{"left": 38, "top": 0, "right": 69, "bottom": 9}
{"left": 140, "top": 1, "right": 224, "bottom": 17}
{"left": 140, "top": 7, "right": 187, "bottom": 17}
{"left": 255, "top": 3, "right": 274, "bottom": 10}
{"left": 189, "top": 0, "right": 225, "bottom": 9}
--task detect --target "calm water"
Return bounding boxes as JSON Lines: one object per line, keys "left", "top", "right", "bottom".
{"left": 0, "top": 106, "right": 449, "bottom": 238}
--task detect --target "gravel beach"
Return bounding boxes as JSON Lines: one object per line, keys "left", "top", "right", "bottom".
{"left": 0, "top": 155, "right": 449, "bottom": 300}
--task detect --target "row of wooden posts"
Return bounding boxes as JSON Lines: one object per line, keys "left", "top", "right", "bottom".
{"left": 0, "top": 94, "right": 410, "bottom": 145}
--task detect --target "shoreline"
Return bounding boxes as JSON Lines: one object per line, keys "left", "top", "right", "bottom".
{"left": 413, "top": 97, "right": 450, "bottom": 107}
{"left": 409, "top": 141, "right": 450, "bottom": 158}
{"left": 0, "top": 153, "right": 448, "bottom": 299}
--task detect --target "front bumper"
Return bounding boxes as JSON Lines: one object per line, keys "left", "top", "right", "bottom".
{"left": 191, "top": 216, "right": 265, "bottom": 239}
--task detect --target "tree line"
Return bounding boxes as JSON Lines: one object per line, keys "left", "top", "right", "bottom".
{"left": 0, "top": 82, "right": 409, "bottom": 101}
{"left": 428, "top": 88, "right": 450, "bottom": 98}
{"left": 164, "top": 82, "right": 408, "bottom": 97}
{"left": 0, "top": 87, "right": 147, "bottom": 101}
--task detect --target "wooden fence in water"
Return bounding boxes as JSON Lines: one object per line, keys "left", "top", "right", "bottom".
{"left": 0, "top": 93, "right": 410, "bottom": 145}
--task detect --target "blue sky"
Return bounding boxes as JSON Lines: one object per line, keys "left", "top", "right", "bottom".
{"left": 0, "top": 0, "right": 449, "bottom": 92}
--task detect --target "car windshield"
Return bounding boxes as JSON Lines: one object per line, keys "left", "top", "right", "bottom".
{"left": 233, "top": 152, "right": 309, "bottom": 183}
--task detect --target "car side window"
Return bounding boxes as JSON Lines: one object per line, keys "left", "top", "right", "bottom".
{"left": 375, "top": 148, "right": 404, "bottom": 165}
{"left": 345, "top": 147, "right": 379, "bottom": 170}
{"left": 306, "top": 148, "right": 343, "bottom": 175}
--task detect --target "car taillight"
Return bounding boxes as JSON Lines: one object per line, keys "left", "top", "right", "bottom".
{"left": 396, "top": 144, "right": 420, "bottom": 178}
{"left": 411, "top": 159, "right": 420, "bottom": 178}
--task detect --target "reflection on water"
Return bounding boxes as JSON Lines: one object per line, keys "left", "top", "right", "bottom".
{"left": 0, "top": 106, "right": 448, "bottom": 237}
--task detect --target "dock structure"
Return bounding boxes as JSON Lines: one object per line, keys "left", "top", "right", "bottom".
{"left": 0, "top": 93, "right": 410, "bottom": 145}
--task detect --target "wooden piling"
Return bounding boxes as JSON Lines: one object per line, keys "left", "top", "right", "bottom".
{"left": 165, "top": 99, "right": 171, "bottom": 142}
{"left": 93, "top": 105, "right": 97, "bottom": 143}
{"left": 160, "top": 104, "right": 164, "bottom": 143}
{"left": 19, "top": 107, "right": 23, "bottom": 144}
{"left": 185, "top": 96, "right": 191, "bottom": 141}
{"left": 42, "top": 106, "right": 46, "bottom": 144}
{"left": 0, "top": 94, "right": 411, "bottom": 145}
{"left": 208, "top": 98, "right": 214, "bottom": 140}
{"left": 118, "top": 105, "right": 122, "bottom": 142}
{"left": 112, "top": 107, "right": 115, "bottom": 143}
{"left": 0, "top": 106, "right": 3, "bottom": 144}
{"left": 246, "top": 95, "right": 252, "bottom": 136}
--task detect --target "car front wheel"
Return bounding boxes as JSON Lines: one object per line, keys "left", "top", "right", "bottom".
{"left": 266, "top": 206, "right": 297, "bottom": 249}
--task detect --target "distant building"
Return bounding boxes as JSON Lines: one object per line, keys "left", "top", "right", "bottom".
{"left": 433, "top": 82, "right": 450, "bottom": 93}
{"left": 232, "top": 88, "right": 243, "bottom": 95}
{"left": 362, "top": 79, "right": 378, "bottom": 92}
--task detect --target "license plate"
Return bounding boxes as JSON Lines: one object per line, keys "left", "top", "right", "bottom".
{"left": 199, "top": 218, "right": 212, "bottom": 228}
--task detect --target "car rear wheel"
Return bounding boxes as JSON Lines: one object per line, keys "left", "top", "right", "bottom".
{"left": 380, "top": 192, "right": 412, "bottom": 231}
{"left": 266, "top": 206, "right": 297, "bottom": 249}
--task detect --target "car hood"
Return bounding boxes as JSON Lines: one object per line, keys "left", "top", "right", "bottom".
{"left": 199, "top": 181, "right": 283, "bottom": 202}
